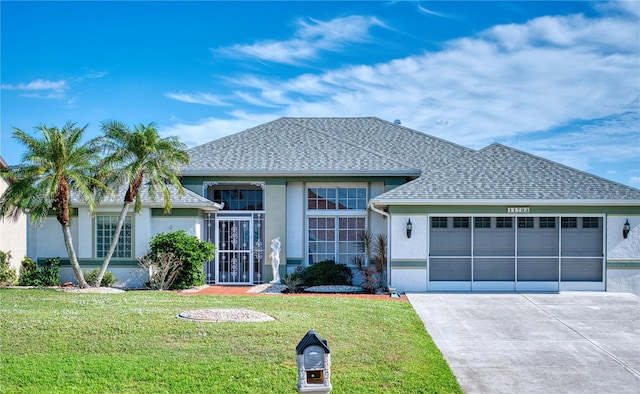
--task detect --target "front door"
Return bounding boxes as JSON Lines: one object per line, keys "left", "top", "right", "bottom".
{"left": 217, "top": 218, "right": 253, "bottom": 284}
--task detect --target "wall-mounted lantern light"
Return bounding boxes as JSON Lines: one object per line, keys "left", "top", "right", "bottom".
{"left": 406, "top": 218, "right": 412, "bottom": 239}
{"left": 623, "top": 219, "right": 631, "bottom": 239}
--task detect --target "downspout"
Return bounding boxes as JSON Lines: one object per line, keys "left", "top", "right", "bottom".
{"left": 368, "top": 201, "right": 391, "bottom": 287}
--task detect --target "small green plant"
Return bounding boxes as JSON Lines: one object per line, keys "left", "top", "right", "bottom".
{"left": 300, "top": 260, "right": 353, "bottom": 286}
{"left": 281, "top": 269, "right": 303, "bottom": 293}
{"left": 83, "top": 269, "right": 117, "bottom": 287}
{"left": 0, "top": 250, "right": 17, "bottom": 285}
{"left": 146, "top": 230, "right": 215, "bottom": 289}
{"left": 18, "top": 257, "right": 60, "bottom": 287}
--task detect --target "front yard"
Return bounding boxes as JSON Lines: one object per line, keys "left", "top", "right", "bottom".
{"left": 0, "top": 289, "right": 461, "bottom": 393}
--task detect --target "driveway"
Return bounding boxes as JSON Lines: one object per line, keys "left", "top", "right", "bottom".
{"left": 407, "top": 292, "right": 640, "bottom": 394}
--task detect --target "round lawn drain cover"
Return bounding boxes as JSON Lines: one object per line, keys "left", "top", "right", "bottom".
{"left": 177, "top": 308, "right": 275, "bottom": 323}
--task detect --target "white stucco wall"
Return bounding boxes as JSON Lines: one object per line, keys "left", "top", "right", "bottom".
{"left": 30, "top": 217, "right": 77, "bottom": 258}
{"left": 391, "top": 268, "right": 427, "bottom": 292}
{"left": 390, "top": 215, "right": 427, "bottom": 260}
{"left": 607, "top": 215, "right": 640, "bottom": 260}
{"left": 0, "top": 178, "right": 27, "bottom": 276}
{"left": 286, "top": 182, "right": 304, "bottom": 259}
{"left": 606, "top": 215, "right": 640, "bottom": 296}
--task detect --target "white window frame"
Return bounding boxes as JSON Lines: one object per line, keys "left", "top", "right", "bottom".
{"left": 305, "top": 183, "right": 368, "bottom": 266}
{"left": 95, "top": 215, "right": 133, "bottom": 259}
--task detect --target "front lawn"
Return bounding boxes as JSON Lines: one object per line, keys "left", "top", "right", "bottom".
{"left": 0, "top": 289, "right": 461, "bottom": 393}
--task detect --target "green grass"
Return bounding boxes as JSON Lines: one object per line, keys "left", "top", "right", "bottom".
{"left": 0, "top": 289, "right": 461, "bottom": 393}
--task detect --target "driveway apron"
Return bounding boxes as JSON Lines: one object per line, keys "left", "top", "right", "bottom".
{"left": 407, "top": 292, "right": 640, "bottom": 394}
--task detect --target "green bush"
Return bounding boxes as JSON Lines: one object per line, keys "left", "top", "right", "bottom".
{"left": 146, "top": 230, "right": 215, "bottom": 289}
{"left": 300, "top": 260, "right": 353, "bottom": 286}
{"left": 0, "top": 251, "right": 17, "bottom": 285}
{"left": 18, "top": 258, "right": 60, "bottom": 287}
{"left": 83, "top": 269, "right": 117, "bottom": 287}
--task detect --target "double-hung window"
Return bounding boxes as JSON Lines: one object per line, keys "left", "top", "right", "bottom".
{"left": 307, "top": 186, "right": 366, "bottom": 266}
{"left": 96, "top": 215, "right": 132, "bottom": 258}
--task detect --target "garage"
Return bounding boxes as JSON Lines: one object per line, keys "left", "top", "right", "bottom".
{"left": 428, "top": 215, "right": 604, "bottom": 291}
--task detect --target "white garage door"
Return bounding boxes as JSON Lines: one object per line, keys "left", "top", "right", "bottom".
{"left": 428, "top": 216, "right": 604, "bottom": 291}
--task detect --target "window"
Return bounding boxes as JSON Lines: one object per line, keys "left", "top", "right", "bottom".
{"left": 496, "top": 217, "right": 513, "bottom": 228}
{"left": 561, "top": 217, "right": 577, "bottom": 228}
{"left": 208, "top": 184, "right": 263, "bottom": 211}
{"left": 453, "top": 217, "right": 469, "bottom": 228}
{"left": 96, "top": 215, "right": 132, "bottom": 258}
{"left": 582, "top": 217, "right": 599, "bottom": 229}
{"left": 308, "top": 187, "right": 366, "bottom": 210}
{"left": 539, "top": 217, "right": 556, "bottom": 228}
{"left": 431, "top": 217, "right": 448, "bottom": 228}
{"left": 518, "top": 217, "right": 534, "bottom": 228}
{"left": 308, "top": 217, "right": 365, "bottom": 265}
{"left": 474, "top": 217, "right": 491, "bottom": 228}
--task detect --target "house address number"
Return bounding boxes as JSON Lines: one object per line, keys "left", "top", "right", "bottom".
{"left": 507, "top": 207, "right": 530, "bottom": 213}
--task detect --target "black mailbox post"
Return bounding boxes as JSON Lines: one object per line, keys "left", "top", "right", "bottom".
{"left": 296, "top": 330, "right": 332, "bottom": 393}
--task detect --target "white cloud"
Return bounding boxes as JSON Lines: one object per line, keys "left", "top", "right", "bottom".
{"left": 173, "top": 6, "right": 639, "bottom": 186}
{"left": 215, "top": 15, "right": 385, "bottom": 65}
{"left": 630, "top": 176, "right": 640, "bottom": 186}
{"left": 1, "top": 79, "right": 67, "bottom": 91}
{"left": 160, "top": 111, "right": 276, "bottom": 147}
{"left": 164, "top": 91, "right": 228, "bottom": 106}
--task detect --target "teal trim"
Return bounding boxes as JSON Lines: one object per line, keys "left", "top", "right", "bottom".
{"left": 287, "top": 259, "right": 303, "bottom": 266}
{"left": 48, "top": 208, "right": 78, "bottom": 217}
{"left": 607, "top": 260, "right": 640, "bottom": 269}
{"left": 151, "top": 208, "right": 202, "bottom": 217}
{"left": 40, "top": 258, "right": 139, "bottom": 267}
{"left": 390, "top": 260, "right": 426, "bottom": 268}
{"left": 389, "top": 205, "right": 639, "bottom": 215}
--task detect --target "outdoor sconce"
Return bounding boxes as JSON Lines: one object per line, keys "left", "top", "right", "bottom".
{"left": 406, "top": 218, "right": 413, "bottom": 239}
{"left": 623, "top": 219, "right": 631, "bottom": 239}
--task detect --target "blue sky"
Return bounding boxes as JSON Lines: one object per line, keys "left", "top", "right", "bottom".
{"left": 1, "top": 1, "right": 639, "bottom": 187}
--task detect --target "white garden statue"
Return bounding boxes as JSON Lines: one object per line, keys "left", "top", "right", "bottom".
{"left": 270, "top": 237, "right": 281, "bottom": 283}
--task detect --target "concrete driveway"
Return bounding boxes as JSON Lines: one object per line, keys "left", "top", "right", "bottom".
{"left": 407, "top": 292, "right": 640, "bottom": 394}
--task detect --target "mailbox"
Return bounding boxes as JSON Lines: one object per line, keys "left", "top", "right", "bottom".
{"left": 296, "top": 330, "right": 332, "bottom": 394}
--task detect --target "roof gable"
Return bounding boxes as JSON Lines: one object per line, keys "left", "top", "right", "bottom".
{"left": 374, "top": 143, "right": 640, "bottom": 203}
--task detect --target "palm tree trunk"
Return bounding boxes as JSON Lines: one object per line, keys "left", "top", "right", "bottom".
{"left": 62, "top": 223, "right": 88, "bottom": 288}
{"left": 94, "top": 201, "right": 131, "bottom": 286}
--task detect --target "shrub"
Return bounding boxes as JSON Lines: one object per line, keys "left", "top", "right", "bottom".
{"left": 146, "top": 230, "right": 215, "bottom": 289}
{"left": 18, "top": 257, "right": 60, "bottom": 287}
{"left": 83, "top": 269, "right": 117, "bottom": 287}
{"left": 300, "top": 260, "right": 352, "bottom": 286}
{"left": 281, "top": 269, "right": 303, "bottom": 293}
{"left": 0, "top": 251, "right": 17, "bottom": 286}
{"left": 138, "top": 251, "right": 184, "bottom": 290}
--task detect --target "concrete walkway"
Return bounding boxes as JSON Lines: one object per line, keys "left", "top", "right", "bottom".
{"left": 407, "top": 292, "right": 640, "bottom": 394}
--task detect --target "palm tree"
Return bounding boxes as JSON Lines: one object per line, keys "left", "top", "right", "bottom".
{"left": 92, "top": 121, "right": 189, "bottom": 286}
{"left": 0, "top": 122, "right": 106, "bottom": 288}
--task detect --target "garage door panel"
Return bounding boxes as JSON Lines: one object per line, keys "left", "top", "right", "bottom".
{"left": 561, "top": 229, "right": 603, "bottom": 257}
{"left": 561, "top": 258, "right": 603, "bottom": 282}
{"left": 517, "top": 258, "right": 559, "bottom": 281}
{"left": 430, "top": 229, "right": 470, "bottom": 256}
{"left": 518, "top": 229, "right": 559, "bottom": 256}
{"left": 474, "top": 258, "right": 515, "bottom": 281}
{"left": 430, "top": 258, "right": 471, "bottom": 281}
{"left": 474, "top": 229, "right": 515, "bottom": 256}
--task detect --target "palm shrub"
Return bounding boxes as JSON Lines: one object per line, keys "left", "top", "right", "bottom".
{"left": 145, "top": 230, "right": 214, "bottom": 289}
{"left": 83, "top": 269, "right": 117, "bottom": 287}
{"left": 18, "top": 257, "right": 60, "bottom": 287}
{"left": 0, "top": 251, "right": 17, "bottom": 285}
{"left": 300, "top": 260, "right": 353, "bottom": 286}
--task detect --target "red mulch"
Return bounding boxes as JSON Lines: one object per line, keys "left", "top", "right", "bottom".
{"left": 179, "top": 285, "right": 406, "bottom": 301}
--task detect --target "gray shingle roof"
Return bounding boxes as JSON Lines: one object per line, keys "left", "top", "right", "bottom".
{"left": 373, "top": 143, "right": 640, "bottom": 203}
{"left": 182, "top": 117, "right": 472, "bottom": 176}
{"left": 71, "top": 184, "right": 219, "bottom": 210}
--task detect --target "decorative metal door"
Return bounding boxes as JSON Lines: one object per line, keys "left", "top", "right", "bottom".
{"left": 217, "top": 218, "right": 253, "bottom": 284}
